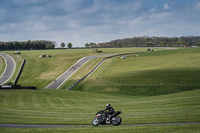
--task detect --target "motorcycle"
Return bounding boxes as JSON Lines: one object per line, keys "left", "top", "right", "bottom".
{"left": 92, "top": 110, "right": 122, "bottom": 126}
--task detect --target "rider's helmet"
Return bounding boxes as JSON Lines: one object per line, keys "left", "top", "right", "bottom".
{"left": 106, "top": 104, "right": 111, "bottom": 108}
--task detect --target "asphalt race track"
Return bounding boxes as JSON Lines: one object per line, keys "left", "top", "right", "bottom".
{"left": 46, "top": 54, "right": 113, "bottom": 89}
{"left": 0, "top": 122, "right": 199, "bottom": 128}
{"left": 0, "top": 53, "right": 16, "bottom": 85}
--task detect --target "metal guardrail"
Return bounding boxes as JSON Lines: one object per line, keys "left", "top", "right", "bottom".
{"left": 67, "top": 51, "right": 146, "bottom": 90}
{"left": 0, "top": 85, "right": 36, "bottom": 90}
{"left": 13, "top": 59, "right": 26, "bottom": 85}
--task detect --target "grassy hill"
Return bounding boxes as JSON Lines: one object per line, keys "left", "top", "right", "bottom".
{"left": 0, "top": 48, "right": 200, "bottom": 132}
{"left": 0, "top": 89, "right": 199, "bottom": 125}
{"left": 0, "top": 89, "right": 199, "bottom": 132}
{"left": 72, "top": 48, "right": 200, "bottom": 96}
{"left": 2, "top": 48, "right": 147, "bottom": 88}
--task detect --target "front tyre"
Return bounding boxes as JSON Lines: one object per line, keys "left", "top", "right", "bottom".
{"left": 112, "top": 116, "right": 122, "bottom": 126}
{"left": 92, "top": 118, "right": 100, "bottom": 126}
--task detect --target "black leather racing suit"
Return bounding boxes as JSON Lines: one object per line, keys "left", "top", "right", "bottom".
{"left": 103, "top": 106, "right": 115, "bottom": 117}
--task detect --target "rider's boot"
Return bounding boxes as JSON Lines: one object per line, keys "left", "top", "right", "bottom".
{"left": 106, "top": 115, "right": 111, "bottom": 124}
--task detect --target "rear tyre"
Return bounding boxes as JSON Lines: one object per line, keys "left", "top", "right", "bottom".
{"left": 112, "top": 116, "right": 122, "bottom": 126}
{"left": 92, "top": 118, "right": 100, "bottom": 126}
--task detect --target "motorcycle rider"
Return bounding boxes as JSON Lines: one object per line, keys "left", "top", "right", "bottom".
{"left": 102, "top": 104, "right": 115, "bottom": 121}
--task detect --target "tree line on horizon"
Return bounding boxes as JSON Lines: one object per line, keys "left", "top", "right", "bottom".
{"left": 86, "top": 36, "right": 200, "bottom": 48}
{"left": 0, "top": 40, "right": 55, "bottom": 50}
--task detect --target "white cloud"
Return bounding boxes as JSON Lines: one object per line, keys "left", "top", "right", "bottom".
{"left": 83, "top": 1, "right": 102, "bottom": 15}
{"left": 150, "top": 7, "right": 157, "bottom": 12}
{"left": 148, "top": 12, "right": 172, "bottom": 22}
{"left": 196, "top": 2, "right": 200, "bottom": 10}
{"left": 65, "top": 20, "right": 79, "bottom": 28}
{"left": 163, "top": 3, "right": 171, "bottom": 10}
{"left": 129, "top": 16, "right": 146, "bottom": 26}
{"left": 27, "top": 21, "right": 49, "bottom": 31}
{"left": 0, "top": 9, "right": 6, "bottom": 22}
{"left": 131, "top": 1, "right": 143, "bottom": 10}
{"left": 12, "top": 0, "right": 46, "bottom": 6}
{"left": 0, "top": 9, "right": 5, "bottom": 17}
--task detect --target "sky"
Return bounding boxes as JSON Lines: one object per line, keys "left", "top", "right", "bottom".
{"left": 0, "top": 0, "right": 200, "bottom": 47}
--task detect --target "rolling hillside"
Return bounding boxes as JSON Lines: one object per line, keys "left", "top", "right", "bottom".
{"left": 2, "top": 48, "right": 147, "bottom": 88}
{"left": 72, "top": 48, "right": 200, "bottom": 96}
{"left": 0, "top": 48, "right": 200, "bottom": 132}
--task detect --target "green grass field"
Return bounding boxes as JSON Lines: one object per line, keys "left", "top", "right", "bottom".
{"left": 0, "top": 48, "right": 200, "bottom": 132}
{"left": 0, "top": 89, "right": 199, "bottom": 132}
{"left": 2, "top": 48, "right": 147, "bottom": 88}
{"left": 0, "top": 89, "right": 200, "bottom": 124}
{"left": 72, "top": 48, "right": 200, "bottom": 95}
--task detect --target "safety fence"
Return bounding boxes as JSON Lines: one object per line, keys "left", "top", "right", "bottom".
{"left": 0, "top": 85, "right": 36, "bottom": 90}
{"left": 14, "top": 59, "right": 26, "bottom": 85}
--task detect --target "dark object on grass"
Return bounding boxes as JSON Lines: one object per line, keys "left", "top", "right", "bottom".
{"left": 96, "top": 49, "right": 103, "bottom": 53}
{"left": 0, "top": 85, "right": 36, "bottom": 90}
{"left": 148, "top": 48, "right": 154, "bottom": 51}
{"left": 92, "top": 108, "right": 122, "bottom": 126}
{"left": 13, "top": 51, "right": 21, "bottom": 54}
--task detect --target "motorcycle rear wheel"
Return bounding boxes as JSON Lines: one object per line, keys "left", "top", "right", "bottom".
{"left": 92, "top": 118, "right": 100, "bottom": 126}
{"left": 112, "top": 116, "right": 122, "bottom": 126}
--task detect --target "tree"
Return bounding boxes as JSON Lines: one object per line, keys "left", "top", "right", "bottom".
{"left": 85, "top": 43, "right": 90, "bottom": 48}
{"left": 195, "top": 42, "right": 200, "bottom": 46}
{"left": 146, "top": 42, "right": 154, "bottom": 46}
{"left": 90, "top": 42, "right": 97, "bottom": 48}
{"left": 159, "top": 41, "right": 166, "bottom": 45}
{"left": 67, "top": 43, "right": 72, "bottom": 49}
{"left": 61, "top": 42, "right": 65, "bottom": 48}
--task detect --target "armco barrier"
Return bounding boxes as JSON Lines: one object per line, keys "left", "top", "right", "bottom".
{"left": 0, "top": 85, "right": 36, "bottom": 90}
{"left": 14, "top": 59, "right": 26, "bottom": 85}
{"left": 67, "top": 51, "right": 146, "bottom": 90}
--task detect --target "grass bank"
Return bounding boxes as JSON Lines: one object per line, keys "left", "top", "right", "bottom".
{"left": 73, "top": 48, "right": 200, "bottom": 95}
{"left": 0, "top": 48, "right": 200, "bottom": 133}
{"left": 0, "top": 89, "right": 199, "bottom": 125}
{"left": 2, "top": 48, "right": 147, "bottom": 89}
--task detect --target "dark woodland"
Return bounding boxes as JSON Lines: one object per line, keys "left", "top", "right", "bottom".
{"left": 0, "top": 40, "right": 55, "bottom": 50}
{"left": 97, "top": 36, "right": 200, "bottom": 47}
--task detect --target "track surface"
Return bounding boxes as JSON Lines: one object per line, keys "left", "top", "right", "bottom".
{"left": 46, "top": 54, "right": 113, "bottom": 89}
{"left": 0, "top": 53, "right": 16, "bottom": 85}
{"left": 0, "top": 122, "right": 199, "bottom": 128}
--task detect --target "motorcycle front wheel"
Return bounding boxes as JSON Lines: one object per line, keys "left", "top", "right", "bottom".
{"left": 112, "top": 116, "right": 122, "bottom": 126}
{"left": 92, "top": 118, "right": 100, "bottom": 126}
